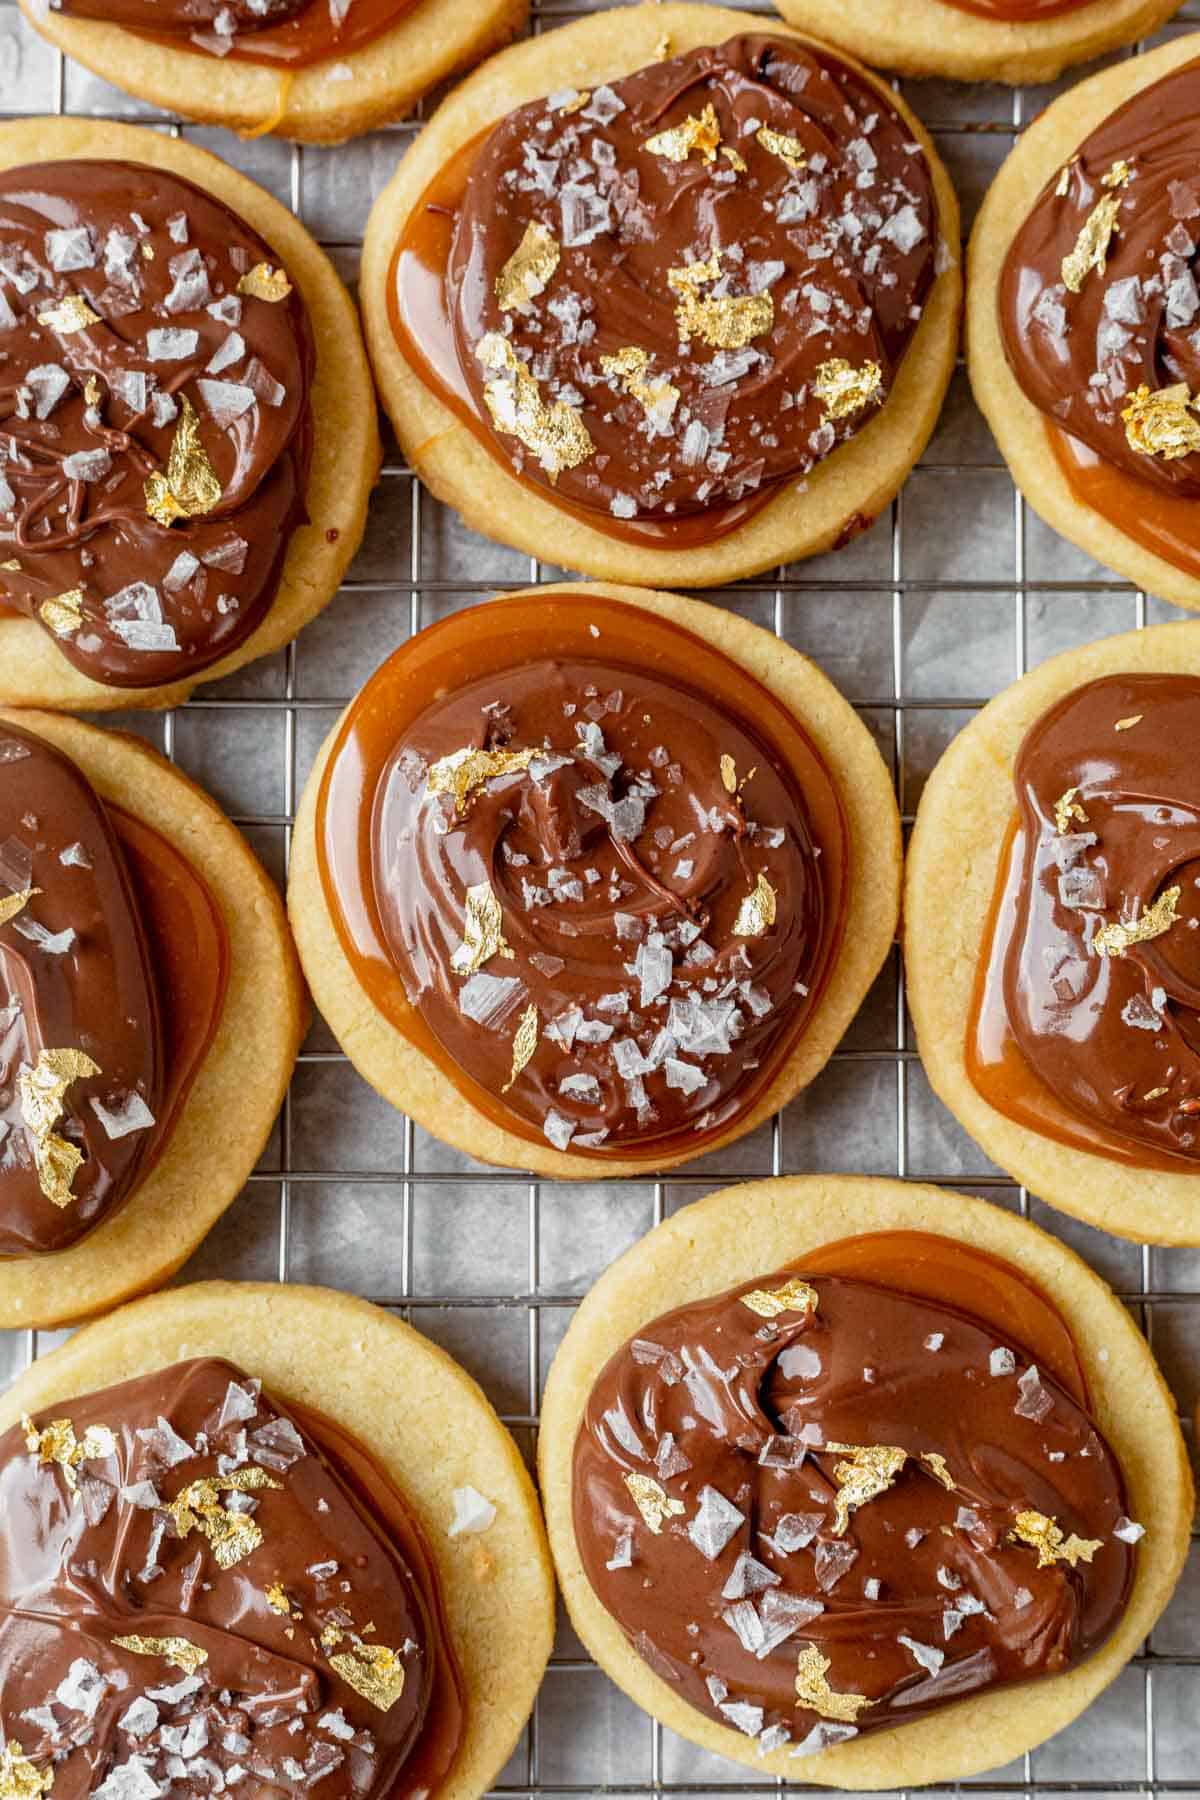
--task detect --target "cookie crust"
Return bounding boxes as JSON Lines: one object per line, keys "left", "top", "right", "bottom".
{"left": 905, "top": 621, "right": 1200, "bottom": 1245}
{"left": 968, "top": 34, "right": 1200, "bottom": 615}
{"left": 773, "top": 0, "right": 1184, "bottom": 86}
{"left": 287, "top": 581, "right": 901, "bottom": 1179}
{"left": 0, "top": 117, "right": 379, "bottom": 711}
{"left": 15, "top": 0, "right": 527, "bottom": 145}
{"left": 0, "top": 1278, "right": 556, "bottom": 1800}
{"left": 0, "top": 710, "right": 305, "bottom": 1327}
{"left": 539, "top": 1172, "right": 1192, "bottom": 1786}
{"left": 359, "top": 2, "right": 962, "bottom": 590}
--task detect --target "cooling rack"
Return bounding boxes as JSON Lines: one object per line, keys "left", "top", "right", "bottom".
{"left": 0, "top": 0, "right": 1197, "bottom": 1789}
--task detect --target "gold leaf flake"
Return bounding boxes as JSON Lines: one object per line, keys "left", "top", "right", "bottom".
{"left": 624, "top": 1472, "right": 685, "bottom": 1534}
{"left": 18, "top": 1048, "right": 100, "bottom": 1209}
{"left": 145, "top": 396, "right": 223, "bottom": 527}
{"left": 1008, "top": 1508, "right": 1103, "bottom": 1569}
{"left": 645, "top": 103, "right": 723, "bottom": 166}
{"left": 720, "top": 753, "right": 738, "bottom": 794}
{"left": 237, "top": 261, "right": 293, "bottom": 302}
{"left": 733, "top": 872, "right": 777, "bottom": 938}
{"left": 37, "top": 294, "right": 100, "bottom": 334}
{"left": 427, "top": 746, "right": 538, "bottom": 814}
{"left": 826, "top": 1443, "right": 908, "bottom": 1535}
{"left": 1100, "top": 159, "right": 1134, "bottom": 190}
{"left": 265, "top": 1582, "right": 292, "bottom": 1615}
{"left": 1054, "top": 161, "right": 1075, "bottom": 198}
{"left": 1060, "top": 192, "right": 1122, "bottom": 292}
{"left": 476, "top": 332, "right": 594, "bottom": 481}
{"left": 1114, "top": 715, "right": 1143, "bottom": 730}
{"left": 739, "top": 1276, "right": 817, "bottom": 1320}
{"left": 0, "top": 887, "right": 39, "bottom": 927}
{"left": 39, "top": 589, "right": 85, "bottom": 639}
{"left": 83, "top": 375, "right": 102, "bottom": 407}
{"left": 328, "top": 1641, "right": 407, "bottom": 1712}
{"left": 1092, "top": 886, "right": 1179, "bottom": 958}
{"left": 1144, "top": 1085, "right": 1169, "bottom": 1100}
{"left": 0, "top": 1739, "right": 53, "bottom": 1800}
{"left": 795, "top": 1643, "right": 873, "bottom": 1723}
{"left": 320, "top": 1624, "right": 344, "bottom": 1649}
{"left": 921, "top": 1451, "right": 956, "bottom": 1491}
{"left": 164, "top": 1468, "right": 281, "bottom": 1571}
{"left": 668, "top": 249, "right": 774, "bottom": 352}
{"left": 813, "top": 357, "right": 885, "bottom": 422}
{"left": 112, "top": 1635, "right": 209, "bottom": 1675}
{"left": 756, "top": 126, "right": 807, "bottom": 171}
{"left": 496, "top": 221, "right": 561, "bottom": 313}
{"left": 22, "top": 1414, "right": 115, "bottom": 1493}
{"left": 503, "top": 1003, "right": 539, "bottom": 1091}
{"left": 721, "top": 146, "right": 748, "bottom": 174}
{"left": 1, "top": 559, "right": 20, "bottom": 571}
{"left": 599, "top": 346, "right": 680, "bottom": 427}
{"left": 452, "top": 880, "right": 513, "bottom": 977}
{"left": 1053, "top": 787, "right": 1089, "bottom": 833}
{"left": 1121, "top": 383, "right": 1200, "bottom": 460}
{"left": 556, "top": 90, "right": 589, "bottom": 114}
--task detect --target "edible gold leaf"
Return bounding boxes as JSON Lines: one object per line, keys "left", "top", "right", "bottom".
{"left": 1114, "top": 715, "right": 1143, "bottom": 730}
{"left": 1, "top": 559, "right": 19, "bottom": 571}
{"left": 599, "top": 346, "right": 680, "bottom": 426}
{"left": 624, "top": 1472, "right": 685, "bottom": 1533}
{"left": 22, "top": 1414, "right": 115, "bottom": 1494}
{"left": 320, "top": 1623, "right": 344, "bottom": 1649}
{"left": 1100, "top": 159, "right": 1134, "bottom": 190}
{"left": 795, "top": 1643, "right": 873, "bottom": 1723}
{"left": 83, "top": 375, "right": 102, "bottom": 407}
{"left": 328, "top": 1641, "right": 407, "bottom": 1712}
{"left": 451, "top": 880, "right": 513, "bottom": 978}
{"left": 0, "top": 1739, "right": 53, "bottom": 1800}
{"left": 668, "top": 249, "right": 774, "bottom": 352}
{"left": 18, "top": 1048, "right": 100, "bottom": 1209}
{"left": 756, "top": 125, "right": 806, "bottom": 171}
{"left": 39, "top": 590, "right": 85, "bottom": 639}
{"left": 165, "top": 1467, "right": 281, "bottom": 1571}
{"left": 644, "top": 103, "right": 722, "bottom": 166}
{"left": 720, "top": 753, "right": 737, "bottom": 794}
{"left": 427, "top": 746, "right": 538, "bottom": 814}
{"left": 145, "top": 396, "right": 223, "bottom": 527}
{"left": 1121, "top": 383, "right": 1200, "bottom": 461}
{"left": 265, "top": 1582, "right": 292, "bottom": 1615}
{"left": 720, "top": 145, "right": 748, "bottom": 174}
{"left": 921, "top": 1451, "right": 956, "bottom": 1491}
{"left": 1054, "top": 161, "right": 1074, "bottom": 198}
{"left": 112, "top": 1634, "right": 208, "bottom": 1675}
{"left": 476, "top": 332, "right": 594, "bottom": 481}
{"left": 37, "top": 294, "right": 100, "bottom": 334}
{"left": 237, "top": 261, "right": 293, "bottom": 302}
{"left": 1053, "top": 786, "right": 1088, "bottom": 833}
{"left": 813, "top": 357, "right": 885, "bottom": 422}
{"left": 503, "top": 1002, "right": 539, "bottom": 1092}
{"left": 1092, "top": 885, "right": 1179, "bottom": 958}
{"left": 495, "top": 220, "right": 561, "bottom": 313}
{"left": 0, "top": 887, "right": 39, "bottom": 927}
{"left": 739, "top": 1276, "right": 817, "bottom": 1320}
{"left": 826, "top": 1443, "right": 908, "bottom": 1536}
{"left": 1060, "top": 192, "right": 1122, "bottom": 293}
{"left": 1144, "top": 1085, "right": 1169, "bottom": 1101}
{"left": 733, "top": 872, "right": 777, "bottom": 938}
{"left": 555, "top": 90, "right": 589, "bottom": 115}
{"left": 1008, "top": 1508, "right": 1103, "bottom": 1569}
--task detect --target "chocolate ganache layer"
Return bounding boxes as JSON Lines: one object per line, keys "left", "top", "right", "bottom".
{"left": 0, "top": 1356, "right": 464, "bottom": 1798}
{"left": 572, "top": 1236, "right": 1138, "bottom": 1756}
{"left": 389, "top": 34, "right": 939, "bottom": 545}
{"left": 54, "top": 0, "right": 419, "bottom": 71}
{"left": 0, "top": 160, "right": 313, "bottom": 688}
{"left": 318, "top": 596, "right": 847, "bottom": 1159}
{"left": 969, "top": 674, "right": 1200, "bottom": 1171}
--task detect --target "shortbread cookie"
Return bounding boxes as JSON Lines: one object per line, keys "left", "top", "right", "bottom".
{"left": 17, "top": 0, "right": 526, "bottom": 145}
{"left": 540, "top": 1174, "right": 1191, "bottom": 1785}
{"left": 0, "top": 710, "right": 304, "bottom": 1327}
{"left": 970, "top": 35, "right": 1200, "bottom": 615}
{"left": 0, "top": 1279, "right": 554, "bottom": 1800}
{"left": 773, "top": 0, "right": 1184, "bottom": 86}
{"left": 0, "top": 118, "right": 378, "bottom": 710}
{"left": 360, "top": 4, "right": 961, "bottom": 589}
{"left": 906, "top": 622, "right": 1200, "bottom": 1244}
{"left": 288, "top": 583, "right": 900, "bottom": 1176}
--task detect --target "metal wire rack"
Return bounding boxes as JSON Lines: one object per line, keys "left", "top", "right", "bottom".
{"left": 0, "top": 0, "right": 1197, "bottom": 1790}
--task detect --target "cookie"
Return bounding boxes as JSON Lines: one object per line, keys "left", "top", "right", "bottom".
{"left": 0, "top": 118, "right": 378, "bottom": 710}
{"left": 969, "top": 34, "right": 1200, "bottom": 615}
{"left": 905, "top": 621, "right": 1200, "bottom": 1245}
{"left": 359, "top": 3, "right": 961, "bottom": 589}
{"left": 287, "top": 581, "right": 900, "bottom": 1177}
{"left": 539, "top": 1173, "right": 1192, "bottom": 1785}
{"left": 0, "top": 709, "right": 305, "bottom": 1327}
{"left": 772, "top": 0, "right": 1184, "bottom": 86}
{"left": 16, "top": 0, "right": 527, "bottom": 145}
{"left": 0, "top": 1278, "right": 555, "bottom": 1800}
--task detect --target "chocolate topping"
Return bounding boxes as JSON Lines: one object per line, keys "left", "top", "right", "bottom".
{"left": 0, "top": 1356, "right": 460, "bottom": 1797}
{"left": 0, "top": 160, "right": 312, "bottom": 688}
{"left": 971, "top": 673, "right": 1200, "bottom": 1168}
{"left": 57, "top": 0, "right": 417, "bottom": 69}
{"left": 320, "top": 595, "right": 847, "bottom": 1159}
{"left": 573, "top": 1239, "right": 1135, "bottom": 1756}
{"left": 1000, "top": 58, "right": 1200, "bottom": 498}
{"left": 393, "top": 33, "right": 937, "bottom": 542}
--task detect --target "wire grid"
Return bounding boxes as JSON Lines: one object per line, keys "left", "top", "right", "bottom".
{"left": 0, "top": 0, "right": 1198, "bottom": 1791}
